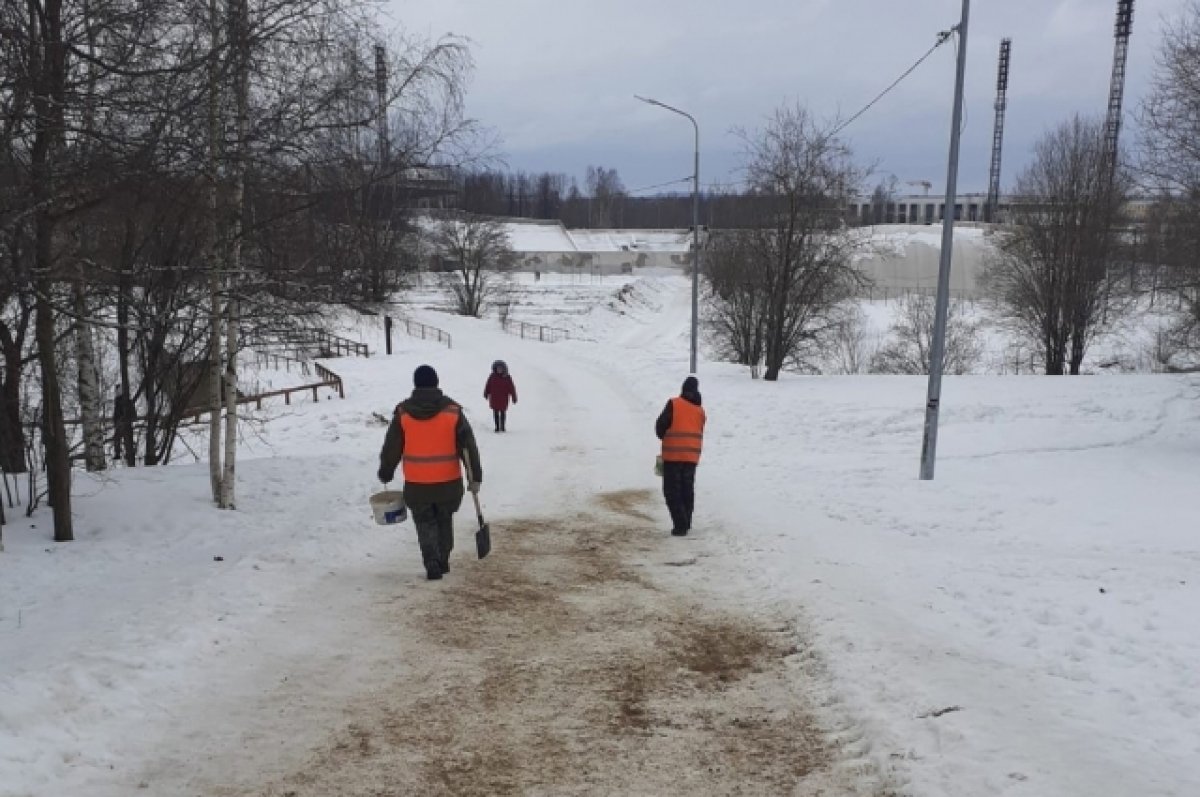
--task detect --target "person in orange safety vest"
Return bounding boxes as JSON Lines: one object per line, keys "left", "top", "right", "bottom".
{"left": 655, "top": 375, "right": 706, "bottom": 536}
{"left": 378, "top": 365, "right": 483, "bottom": 580}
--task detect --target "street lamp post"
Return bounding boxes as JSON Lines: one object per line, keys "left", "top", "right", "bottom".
{"left": 919, "top": 0, "right": 971, "bottom": 480}
{"left": 636, "top": 95, "right": 700, "bottom": 374}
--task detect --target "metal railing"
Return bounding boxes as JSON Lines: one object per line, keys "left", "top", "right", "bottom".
{"left": 310, "top": 329, "right": 369, "bottom": 358}
{"left": 399, "top": 318, "right": 452, "bottom": 348}
{"left": 253, "top": 350, "right": 312, "bottom": 375}
{"left": 501, "top": 319, "right": 572, "bottom": 343}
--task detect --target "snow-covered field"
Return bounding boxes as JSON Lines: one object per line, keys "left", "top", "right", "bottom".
{"left": 2, "top": 271, "right": 1198, "bottom": 796}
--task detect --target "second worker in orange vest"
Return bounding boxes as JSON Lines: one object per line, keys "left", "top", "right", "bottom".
{"left": 655, "top": 376, "right": 706, "bottom": 536}
{"left": 378, "top": 364, "right": 483, "bottom": 580}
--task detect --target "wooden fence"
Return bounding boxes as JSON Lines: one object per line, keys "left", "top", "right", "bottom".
{"left": 189, "top": 363, "right": 344, "bottom": 421}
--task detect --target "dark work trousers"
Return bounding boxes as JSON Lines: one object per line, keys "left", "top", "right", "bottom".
{"left": 410, "top": 502, "right": 455, "bottom": 574}
{"left": 493, "top": 409, "right": 507, "bottom": 432}
{"left": 661, "top": 461, "right": 697, "bottom": 532}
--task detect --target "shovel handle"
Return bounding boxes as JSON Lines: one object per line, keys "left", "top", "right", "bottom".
{"left": 463, "top": 449, "right": 486, "bottom": 523}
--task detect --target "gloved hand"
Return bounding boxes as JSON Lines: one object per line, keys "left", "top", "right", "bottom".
{"left": 468, "top": 480, "right": 481, "bottom": 495}
{"left": 377, "top": 468, "right": 392, "bottom": 484}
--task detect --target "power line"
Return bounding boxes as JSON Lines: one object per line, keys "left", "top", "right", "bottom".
{"left": 832, "top": 28, "right": 957, "bottom": 138}
{"left": 627, "top": 176, "right": 694, "bottom": 195}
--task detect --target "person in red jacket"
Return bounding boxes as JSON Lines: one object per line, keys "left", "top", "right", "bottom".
{"left": 483, "top": 359, "right": 518, "bottom": 432}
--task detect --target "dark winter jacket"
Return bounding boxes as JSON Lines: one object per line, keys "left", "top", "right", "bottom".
{"left": 484, "top": 372, "right": 518, "bottom": 411}
{"left": 378, "top": 387, "right": 483, "bottom": 509}
{"left": 655, "top": 387, "right": 702, "bottom": 441}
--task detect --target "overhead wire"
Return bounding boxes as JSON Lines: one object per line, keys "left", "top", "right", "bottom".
{"left": 626, "top": 176, "right": 695, "bottom": 195}
{"left": 831, "top": 27, "right": 958, "bottom": 138}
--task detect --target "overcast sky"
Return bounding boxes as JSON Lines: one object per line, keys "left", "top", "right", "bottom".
{"left": 383, "top": 0, "right": 1185, "bottom": 196}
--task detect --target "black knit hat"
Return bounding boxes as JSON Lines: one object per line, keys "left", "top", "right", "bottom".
{"left": 413, "top": 364, "right": 439, "bottom": 388}
{"left": 681, "top": 376, "right": 699, "bottom": 394}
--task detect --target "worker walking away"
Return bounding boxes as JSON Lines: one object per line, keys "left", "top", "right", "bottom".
{"left": 655, "top": 376, "right": 706, "bottom": 536}
{"left": 378, "top": 365, "right": 483, "bottom": 580}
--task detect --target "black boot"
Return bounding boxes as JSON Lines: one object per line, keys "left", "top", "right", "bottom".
{"left": 425, "top": 560, "right": 443, "bottom": 580}
{"left": 667, "top": 501, "right": 687, "bottom": 536}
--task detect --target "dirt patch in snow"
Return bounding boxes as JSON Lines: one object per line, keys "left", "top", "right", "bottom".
{"left": 230, "top": 489, "right": 893, "bottom": 796}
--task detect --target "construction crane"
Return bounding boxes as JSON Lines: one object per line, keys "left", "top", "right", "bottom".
{"left": 906, "top": 180, "right": 932, "bottom": 196}
{"left": 1102, "top": 0, "right": 1134, "bottom": 190}
{"left": 986, "top": 38, "right": 1012, "bottom": 224}
{"left": 374, "top": 44, "right": 389, "bottom": 165}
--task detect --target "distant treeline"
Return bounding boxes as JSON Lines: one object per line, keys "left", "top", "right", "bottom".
{"left": 454, "top": 166, "right": 784, "bottom": 230}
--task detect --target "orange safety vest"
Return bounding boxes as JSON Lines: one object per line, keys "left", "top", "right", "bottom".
{"left": 399, "top": 405, "right": 463, "bottom": 484}
{"left": 662, "top": 397, "right": 705, "bottom": 464}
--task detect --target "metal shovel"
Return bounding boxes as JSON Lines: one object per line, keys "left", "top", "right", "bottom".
{"left": 463, "top": 450, "right": 490, "bottom": 559}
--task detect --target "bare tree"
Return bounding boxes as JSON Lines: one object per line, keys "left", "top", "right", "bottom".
{"left": 430, "top": 215, "right": 515, "bottom": 317}
{"left": 983, "top": 115, "right": 1129, "bottom": 375}
{"left": 1, "top": 0, "right": 485, "bottom": 529}
{"left": 869, "top": 176, "right": 899, "bottom": 225}
{"left": 1139, "top": 1, "right": 1200, "bottom": 349}
{"left": 826, "top": 305, "right": 877, "bottom": 375}
{"left": 713, "top": 104, "right": 869, "bottom": 381}
{"left": 704, "top": 230, "right": 766, "bottom": 375}
{"left": 871, "top": 293, "right": 982, "bottom": 375}
{"left": 21, "top": 0, "right": 76, "bottom": 541}
{"left": 585, "top": 165, "right": 626, "bottom": 228}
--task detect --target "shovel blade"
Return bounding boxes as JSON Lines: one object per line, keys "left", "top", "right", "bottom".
{"left": 475, "top": 522, "right": 491, "bottom": 559}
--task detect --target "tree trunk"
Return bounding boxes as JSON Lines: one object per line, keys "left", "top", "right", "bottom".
{"left": 73, "top": 273, "right": 107, "bottom": 471}
{"left": 74, "top": 0, "right": 106, "bottom": 473}
{"left": 31, "top": 0, "right": 73, "bottom": 542}
{"left": 115, "top": 236, "right": 136, "bottom": 466}
{"left": 207, "top": 0, "right": 223, "bottom": 504}
{"left": 1068, "top": 334, "right": 1086, "bottom": 375}
{"left": 35, "top": 286, "right": 73, "bottom": 541}
{"left": 0, "top": 340, "right": 27, "bottom": 474}
{"left": 219, "top": 0, "right": 251, "bottom": 511}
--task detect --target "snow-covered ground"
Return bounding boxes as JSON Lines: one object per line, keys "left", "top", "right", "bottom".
{"left": 2, "top": 272, "right": 1198, "bottom": 796}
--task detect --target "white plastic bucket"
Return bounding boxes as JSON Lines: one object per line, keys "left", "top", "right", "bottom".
{"left": 369, "top": 490, "right": 407, "bottom": 525}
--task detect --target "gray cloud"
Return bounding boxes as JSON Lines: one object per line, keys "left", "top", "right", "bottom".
{"left": 385, "top": 0, "right": 1184, "bottom": 194}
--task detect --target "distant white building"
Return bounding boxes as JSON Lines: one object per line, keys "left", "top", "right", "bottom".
{"left": 848, "top": 192, "right": 1002, "bottom": 225}
{"left": 421, "top": 215, "right": 696, "bottom": 276}
{"left": 421, "top": 214, "right": 996, "bottom": 297}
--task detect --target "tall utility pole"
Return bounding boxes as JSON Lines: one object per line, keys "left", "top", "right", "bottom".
{"left": 1102, "top": 0, "right": 1134, "bottom": 189}
{"left": 374, "top": 44, "right": 389, "bottom": 166}
{"left": 919, "top": 0, "right": 970, "bottom": 481}
{"left": 635, "top": 95, "right": 701, "bottom": 374}
{"left": 985, "top": 38, "right": 1011, "bottom": 224}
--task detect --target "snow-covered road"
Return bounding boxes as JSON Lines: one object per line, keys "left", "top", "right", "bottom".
{"left": 3, "top": 272, "right": 1199, "bottom": 796}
